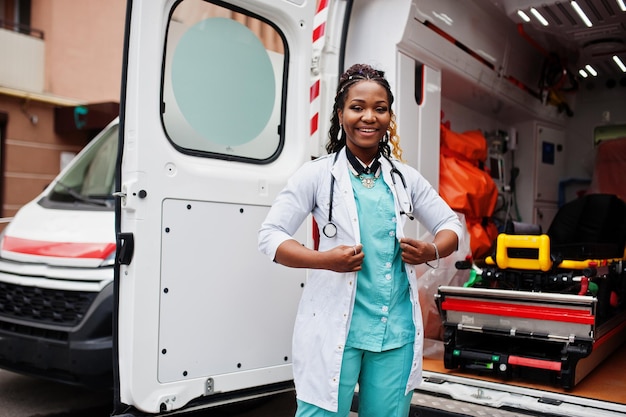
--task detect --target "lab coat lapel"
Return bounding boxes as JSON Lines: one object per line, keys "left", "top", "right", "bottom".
{"left": 380, "top": 157, "right": 407, "bottom": 239}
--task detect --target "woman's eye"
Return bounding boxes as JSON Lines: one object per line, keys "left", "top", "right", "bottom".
{"left": 377, "top": 107, "right": 388, "bottom": 113}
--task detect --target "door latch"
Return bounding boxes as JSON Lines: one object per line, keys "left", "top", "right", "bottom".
{"left": 116, "top": 232, "right": 134, "bottom": 265}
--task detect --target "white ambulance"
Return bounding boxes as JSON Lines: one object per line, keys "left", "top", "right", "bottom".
{"left": 0, "top": 118, "right": 118, "bottom": 388}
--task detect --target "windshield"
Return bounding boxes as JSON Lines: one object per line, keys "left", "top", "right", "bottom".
{"left": 45, "top": 124, "right": 118, "bottom": 209}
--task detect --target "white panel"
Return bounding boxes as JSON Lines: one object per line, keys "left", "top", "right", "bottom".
{"left": 344, "top": 0, "right": 412, "bottom": 74}
{"left": 0, "top": 28, "right": 45, "bottom": 92}
{"left": 158, "top": 199, "right": 303, "bottom": 383}
{"left": 514, "top": 121, "right": 566, "bottom": 224}
{"left": 535, "top": 125, "right": 565, "bottom": 203}
{"left": 502, "top": 32, "right": 545, "bottom": 91}
{"left": 413, "top": 0, "right": 507, "bottom": 72}
{"left": 396, "top": 54, "right": 442, "bottom": 239}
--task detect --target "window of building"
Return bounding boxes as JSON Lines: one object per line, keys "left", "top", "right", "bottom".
{"left": 0, "top": 0, "right": 34, "bottom": 36}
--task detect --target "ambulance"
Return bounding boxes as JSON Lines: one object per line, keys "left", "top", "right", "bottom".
{"left": 2, "top": 0, "right": 626, "bottom": 416}
{"left": 0, "top": 119, "right": 118, "bottom": 388}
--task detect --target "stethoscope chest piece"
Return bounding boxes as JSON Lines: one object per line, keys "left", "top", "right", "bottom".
{"left": 322, "top": 222, "right": 337, "bottom": 238}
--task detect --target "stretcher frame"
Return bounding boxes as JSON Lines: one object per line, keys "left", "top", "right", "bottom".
{"left": 436, "top": 232, "right": 626, "bottom": 389}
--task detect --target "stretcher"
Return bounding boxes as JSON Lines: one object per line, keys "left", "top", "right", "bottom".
{"left": 436, "top": 194, "right": 626, "bottom": 389}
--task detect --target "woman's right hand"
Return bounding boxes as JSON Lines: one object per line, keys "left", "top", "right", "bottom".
{"left": 275, "top": 240, "right": 363, "bottom": 272}
{"left": 323, "top": 244, "right": 364, "bottom": 272}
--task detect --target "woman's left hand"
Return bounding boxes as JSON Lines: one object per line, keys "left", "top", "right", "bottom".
{"left": 399, "top": 237, "right": 435, "bottom": 265}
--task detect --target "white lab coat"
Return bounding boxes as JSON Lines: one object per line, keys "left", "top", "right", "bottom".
{"left": 258, "top": 148, "right": 463, "bottom": 412}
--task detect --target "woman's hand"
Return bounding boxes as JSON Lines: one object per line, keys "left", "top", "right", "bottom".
{"left": 274, "top": 240, "right": 363, "bottom": 272}
{"left": 399, "top": 230, "right": 459, "bottom": 266}
{"left": 323, "top": 244, "right": 364, "bottom": 272}
{"left": 399, "top": 238, "right": 435, "bottom": 265}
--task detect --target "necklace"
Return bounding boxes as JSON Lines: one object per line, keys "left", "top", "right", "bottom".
{"left": 358, "top": 172, "right": 379, "bottom": 188}
{"left": 345, "top": 147, "right": 381, "bottom": 189}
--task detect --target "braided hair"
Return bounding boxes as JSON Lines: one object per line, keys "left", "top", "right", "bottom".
{"left": 326, "top": 63, "right": 403, "bottom": 161}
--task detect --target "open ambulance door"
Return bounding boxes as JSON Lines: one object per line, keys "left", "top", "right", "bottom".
{"left": 114, "top": 0, "right": 318, "bottom": 414}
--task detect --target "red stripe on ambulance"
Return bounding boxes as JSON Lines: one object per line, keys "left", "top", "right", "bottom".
{"left": 2, "top": 235, "right": 116, "bottom": 260}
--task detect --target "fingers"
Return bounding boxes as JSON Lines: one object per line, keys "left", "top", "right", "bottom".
{"left": 343, "top": 244, "right": 363, "bottom": 272}
{"left": 399, "top": 238, "right": 430, "bottom": 265}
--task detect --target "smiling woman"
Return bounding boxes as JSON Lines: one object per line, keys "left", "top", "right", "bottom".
{"left": 259, "top": 64, "right": 463, "bottom": 417}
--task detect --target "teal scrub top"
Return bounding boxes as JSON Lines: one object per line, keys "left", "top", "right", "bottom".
{"left": 345, "top": 172, "right": 415, "bottom": 352}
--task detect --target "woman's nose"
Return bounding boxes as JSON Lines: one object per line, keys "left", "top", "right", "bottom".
{"left": 361, "top": 109, "right": 375, "bottom": 121}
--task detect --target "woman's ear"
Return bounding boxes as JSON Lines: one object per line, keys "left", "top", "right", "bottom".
{"left": 337, "top": 109, "right": 343, "bottom": 126}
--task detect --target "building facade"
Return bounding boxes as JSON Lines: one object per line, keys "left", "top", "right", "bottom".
{"left": 0, "top": 0, "right": 124, "bottom": 220}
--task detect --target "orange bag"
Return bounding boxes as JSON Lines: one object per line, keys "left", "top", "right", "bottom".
{"left": 440, "top": 126, "right": 488, "bottom": 163}
{"left": 439, "top": 124, "right": 499, "bottom": 259}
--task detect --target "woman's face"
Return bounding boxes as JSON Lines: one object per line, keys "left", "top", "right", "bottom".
{"left": 337, "top": 80, "right": 391, "bottom": 162}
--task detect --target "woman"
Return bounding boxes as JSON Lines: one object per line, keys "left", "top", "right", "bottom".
{"left": 259, "top": 64, "right": 463, "bottom": 417}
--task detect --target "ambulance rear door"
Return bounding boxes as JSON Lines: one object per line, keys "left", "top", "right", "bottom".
{"left": 115, "top": 0, "right": 316, "bottom": 414}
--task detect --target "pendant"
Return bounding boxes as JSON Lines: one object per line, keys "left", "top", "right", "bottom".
{"left": 360, "top": 176, "right": 377, "bottom": 188}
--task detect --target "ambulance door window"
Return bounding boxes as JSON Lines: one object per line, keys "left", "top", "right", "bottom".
{"left": 162, "top": 0, "right": 286, "bottom": 162}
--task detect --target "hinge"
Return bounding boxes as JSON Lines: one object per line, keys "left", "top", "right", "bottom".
{"left": 205, "top": 377, "right": 215, "bottom": 395}
{"left": 311, "top": 54, "right": 321, "bottom": 76}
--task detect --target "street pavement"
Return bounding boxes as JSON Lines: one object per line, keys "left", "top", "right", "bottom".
{"left": 0, "top": 369, "right": 347, "bottom": 416}
{"left": 0, "top": 369, "right": 361, "bottom": 416}
{"left": 0, "top": 369, "right": 111, "bottom": 417}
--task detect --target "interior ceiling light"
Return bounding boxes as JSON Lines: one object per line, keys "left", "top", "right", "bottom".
{"left": 476, "top": 49, "right": 497, "bottom": 63}
{"left": 530, "top": 8, "right": 549, "bottom": 26}
{"left": 432, "top": 11, "right": 453, "bottom": 26}
{"left": 613, "top": 56, "right": 626, "bottom": 72}
{"left": 571, "top": 1, "right": 593, "bottom": 27}
{"left": 578, "top": 69, "right": 589, "bottom": 78}
{"left": 618, "top": 0, "right": 626, "bottom": 12}
{"left": 517, "top": 10, "right": 531, "bottom": 22}
{"left": 585, "top": 64, "right": 598, "bottom": 76}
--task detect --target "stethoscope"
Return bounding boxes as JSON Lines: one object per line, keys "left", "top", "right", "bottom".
{"left": 322, "top": 152, "right": 414, "bottom": 238}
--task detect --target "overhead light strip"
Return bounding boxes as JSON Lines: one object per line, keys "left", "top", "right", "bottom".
{"left": 571, "top": 1, "right": 593, "bottom": 27}
{"left": 530, "top": 8, "right": 550, "bottom": 26}
{"left": 618, "top": 0, "right": 626, "bottom": 12}
{"left": 585, "top": 64, "right": 598, "bottom": 76}
{"left": 613, "top": 56, "right": 626, "bottom": 72}
{"left": 517, "top": 10, "right": 531, "bottom": 22}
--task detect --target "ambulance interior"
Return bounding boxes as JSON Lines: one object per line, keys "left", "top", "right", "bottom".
{"left": 415, "top": 0, "right": 626, "bottom": 406}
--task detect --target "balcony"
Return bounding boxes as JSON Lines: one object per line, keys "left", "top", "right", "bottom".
{"left": 0, "top": 20, "right": 45, "bottom": 93}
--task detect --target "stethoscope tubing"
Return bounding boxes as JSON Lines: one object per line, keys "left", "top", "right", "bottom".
{"left": 323, "top": 152, "right": 341, "bottom": 238}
